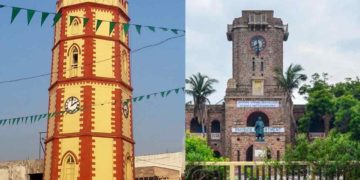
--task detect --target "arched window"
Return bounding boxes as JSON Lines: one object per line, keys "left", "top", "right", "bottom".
{"left": 68, "top": 45, "right": 80, "bottom": 77}
{"left": 190, "top": 118, "right": 202, "bottom": 133}
{"left": 122, "top": 51, "right": 129, "bottom": 81}
{"left": 62, "top": 153, "right": 76, "bottom": 180}
{"left": 246, "top": 145, "right": 253, "bottom": 161}
{"left": 211, "top": 120, "right": 220, "bottom": 133}
{"left": 213, "top": 151, "right": 221, "bottom": 158}
{"left": 72, "top": 47, "right": 79, "bottom": 68}
{"left": 247, "top": 111, "right": 269, "bottom": 127}
{"left": 71, "top": 18, "right": 81, "bottom": 35}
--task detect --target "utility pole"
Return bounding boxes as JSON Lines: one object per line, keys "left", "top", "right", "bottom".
{"left": 39, "top": 131, "right": 46, "bottom": 160}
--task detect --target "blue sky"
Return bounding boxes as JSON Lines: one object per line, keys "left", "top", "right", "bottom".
{"left": 0, "top": 0, "right": 184, "bottom": 161}
{"left": 186, "top": 0, "right": 360, "bottom": 104}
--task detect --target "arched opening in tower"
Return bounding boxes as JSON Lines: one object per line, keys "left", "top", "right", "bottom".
{"left": 246, "top": 111, "right": 269, "bottom": 127}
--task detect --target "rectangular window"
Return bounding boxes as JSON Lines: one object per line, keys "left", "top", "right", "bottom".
{"left": 261, "top": 62, "right": 264, "bottom": 71}
{"left": 252, "top": 61, "right": 255, "bottom": 71}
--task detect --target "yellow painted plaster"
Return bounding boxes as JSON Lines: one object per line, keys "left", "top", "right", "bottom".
{"left": 123, "top": 141, "right": 133, "bottom": 180}
{"left": 93, "top": 85, "right": 115, "bottom": 133}
{"left": 64, "top": 39, "right": 85, "bottom": 78}
{"left": 51, "top": 47, "right": 59, "bottom": 84}
{"left": 59, "top": 138, "right": 80, "bottom": 180}
{"left": 54, "top": 18, "right": 62, "bottom": 46}
{"left": 94, "top": 10, "right": 114, "bottom": 37}
{"left": 62, "top": 86, "right": 82, "bottom": 133}
{"left": 47, "top": 89, "right": 57, "bottom": 137}
{"left": 94, "top": 39, "right": 114, "bottom": 78}
{"left": 93, "top": 138, "right": 114, "bottom": 180}
{"left": 59, "top": 0, "right": 128, "bottom": 13}
{"left": 43, "top": 141, "right": 53, "bottom": 180}
{"left": 65, "top": 10, "right": 85, "bottom": 37}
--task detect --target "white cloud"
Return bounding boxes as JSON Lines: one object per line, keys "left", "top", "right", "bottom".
{"left": 186, "top": 0, "right": 360, "bottom": 105}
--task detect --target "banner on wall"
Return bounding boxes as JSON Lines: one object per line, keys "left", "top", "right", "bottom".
{"left": 236, "top": 101, "right": 280, "bottom": 108}
{"left": 231, "top": 127, "right": 285, "bottom": 133}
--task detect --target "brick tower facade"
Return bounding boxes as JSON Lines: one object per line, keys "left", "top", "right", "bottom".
{"left": 185, "top": 10, "right": 293, "bottom": 162}
{"left": 225, "top": 10, "right": 289, "bottom": 161}
{"left": 44, "top": 0, "right": 134, "bottom": 179}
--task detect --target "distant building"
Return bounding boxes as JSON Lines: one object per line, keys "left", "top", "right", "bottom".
{"left": 0, "top": 160, "right": 43, "bottom": 180}
{"left": 0, "top": 152, "right": 184, "bottom": 180}
{"left": 135, "top": 152, "right": 185, "bottom": 179}
{"left": 185, "top": 10, "right": 323, "bottom": 161}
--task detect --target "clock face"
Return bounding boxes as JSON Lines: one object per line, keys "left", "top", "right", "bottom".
{"left": 65, "top": 96, "right": 81, "bottom": 114}
{"left": 122, "top": 102, "right": 129, "bottom": 118}
{"left": 250, "top": 35, "right": 266, "bottom": 55}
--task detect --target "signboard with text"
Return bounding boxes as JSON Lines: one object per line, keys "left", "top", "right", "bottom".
{"left": 236, "top": 101, "right": 280, "bottom": 108}
{"left": 232, "top": 127, "right": 285, "bottom": 133}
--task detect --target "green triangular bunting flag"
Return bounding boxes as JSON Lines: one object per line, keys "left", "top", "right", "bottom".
{"left": 83, "top": 18, "right": 89, "bottom": 27}
{"left": 146, "top": 95, "right": 151, "bottom": 99}
{"left": 138, "top": 96, "right": 144, "bottom": 101}
{"left": 12, "top": 118, "right": 16, "bottom": 125}
{"left": 133, "top": 97, "right": 138, "bottom": 102}
{"left": 96, "top": 20, "right": 102, "bottom": 31}
{"left": 160, "top": 91, "right": 166, "bottom": 97}
{"left": 52, "top": 13, "right": 62, "bottom": 26}
{"left": 16, "top": 118, "right": 20, "bottom": 125}
{"left": 175, "top": 88, "right": 180, "bottom": 94}
{"left": 69, "top": 16, "right": 76, "bottom": 25}
{"left": 160, "top": 27, "right": 168, "bottom": 31}
{"left": 123, "top": 23, "right": 130, "bottom": 34}
{"left": 171, "top": 29, "right": 178, "bottom": 34}
{"left": 147, "top": 26, "right": 155, "bottom": 32}
{"left": 0, "top": 5, "right": 5, "bottom": 8}
{"left": 25, "top": 117, "right": 28, "bottom": 124}
{"left": 135, "top": 25, "right": 141, "bottom": 34}
{"left": 0, "top": 120, "right": 2, "bottom": 125}
{"left": 41, "top": 12, "right": 49, "bottom": 26}
{"left": 27, "top": 9, "right": 35, "bottom": 25}
{"left": 109, "top": 22, "right": 116, "bottom": 35}
{"left": 11, "top": 7, "right": 21, "bottom": 23}
{"left": 2, "top": 119, "right": 7, "bottom": 126}
{"left": 182, "top": 87, "right": 185, "bottom": 92}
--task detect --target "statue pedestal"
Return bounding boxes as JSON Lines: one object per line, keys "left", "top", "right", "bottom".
{"left": 253, "top": 141, "right": 268, "bottom": 161}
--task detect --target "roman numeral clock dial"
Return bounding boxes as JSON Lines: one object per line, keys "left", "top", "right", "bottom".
{"left": 65, "top": 96, "right": 80, "bottom": 114}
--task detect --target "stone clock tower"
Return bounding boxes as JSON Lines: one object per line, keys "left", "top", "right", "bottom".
{"left": 44, "top": 0, "right": 134, "bottom": 179}
{"left": 225, "top": 10, "right": 290, "bottom": 161}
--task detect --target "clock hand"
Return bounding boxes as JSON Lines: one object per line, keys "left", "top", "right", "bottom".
{"left": 71, "top": 101, "right": 78, "bottom": 106}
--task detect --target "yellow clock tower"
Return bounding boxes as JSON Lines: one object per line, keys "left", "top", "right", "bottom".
{"left": 44, "top": 0, "right": 134, "bottom": 179}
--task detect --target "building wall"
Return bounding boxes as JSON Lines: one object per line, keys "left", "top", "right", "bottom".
{"left": 135, "top": 152, "right": 185, "bottom": 177}
{"left": 44, "top": 1, "right": 134, "bottom": 180}
{"left": 0, "top": 160, "right": 43, "bottom": 180}
{"left": 185, "top": 11, "right": 306, "bottom": 162}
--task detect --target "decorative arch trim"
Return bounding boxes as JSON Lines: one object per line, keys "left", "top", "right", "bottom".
{"left": 59, "top": 151, "right": 79, "bottom": 165}
{"left": 67, "top": 43, "right": 81, "bottom": 56}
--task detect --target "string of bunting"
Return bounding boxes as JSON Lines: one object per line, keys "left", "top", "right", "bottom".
{"left": 0, "top": 4, "right": 185, "bottom": 35}
{"left": 0, "top": 87, "right": 185, "bottom": 127}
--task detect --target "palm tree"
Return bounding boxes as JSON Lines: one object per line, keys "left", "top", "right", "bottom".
{"left": 186, "top": 73, "right": 218, "bottom": 137}
{"left": 274, "top": 64, "right": 307, "bottom": 143}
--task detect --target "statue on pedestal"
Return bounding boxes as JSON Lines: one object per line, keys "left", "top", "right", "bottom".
{"left": 255, "top": 116, "right": 265, "bottom": 141}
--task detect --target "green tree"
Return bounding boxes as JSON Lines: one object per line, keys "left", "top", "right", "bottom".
{"left": 285, "top": 132, "right": 360, "bottom": 178}
{"left": 186, "top": 73, "right": 218, "bottom": 137}
{"left": 298, "top": 73, "right": 335, "bottom": 134}
{"left": 274, "top": 64, "right": 307, "bottom": 142}
{"left": 185, "top": 132, "right": 226, "bottom": 180}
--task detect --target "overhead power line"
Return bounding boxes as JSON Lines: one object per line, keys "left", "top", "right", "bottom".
{"left": 0, "top": 35, "right": 184, "bottom": 85}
